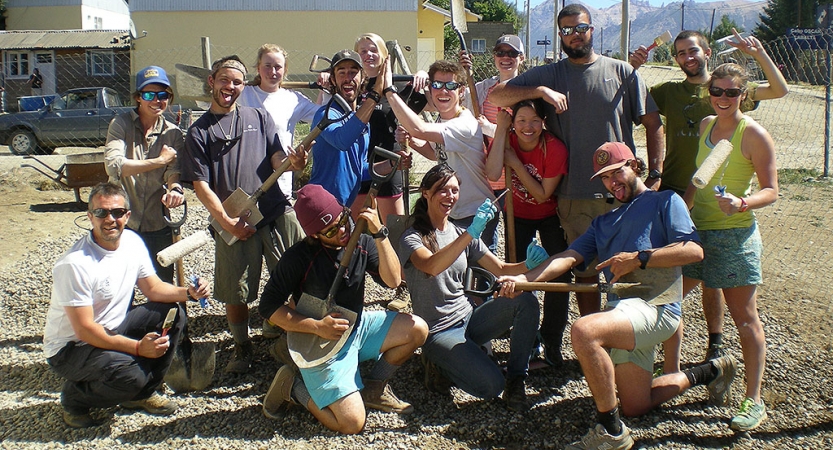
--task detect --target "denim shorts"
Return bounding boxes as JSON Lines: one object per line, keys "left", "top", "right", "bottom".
{"left": 608, "top": 298, "right": 680, "bottom": 373}
{"left": 299, "top": 310, "right": 396, "bottom": 409}
{"left": 683, "top": 222, "right": 762, "bottom": 289}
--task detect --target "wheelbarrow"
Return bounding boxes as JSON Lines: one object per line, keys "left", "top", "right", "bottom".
{"left": 21, "top": 152, "right": 109, "bottom": 205}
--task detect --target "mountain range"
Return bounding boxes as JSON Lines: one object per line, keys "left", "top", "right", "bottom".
{"left": 525, "top": 0, "right": 766, "bottom": 59}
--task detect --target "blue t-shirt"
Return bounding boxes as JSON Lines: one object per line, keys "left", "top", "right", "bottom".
{"left": 568, "top": 190, "right": 699, "bottom": 316}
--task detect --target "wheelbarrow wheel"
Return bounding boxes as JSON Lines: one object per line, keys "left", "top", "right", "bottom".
{"left": 9, "top": 129, "right": 38, "bottom": 155}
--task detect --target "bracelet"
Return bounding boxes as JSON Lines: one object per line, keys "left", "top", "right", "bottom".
{"left": 135, "top": 339, "right": 141, "bottom": 357}
{"left": 738, "top": 197, "right": 749, "bottom": 212}
{"left": 365, "top": 90, "right": 381, "bottom": 103}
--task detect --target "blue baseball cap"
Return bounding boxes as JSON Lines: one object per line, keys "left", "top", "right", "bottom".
{"left": 136, "top": 66, "right": 170, "bottom": 91}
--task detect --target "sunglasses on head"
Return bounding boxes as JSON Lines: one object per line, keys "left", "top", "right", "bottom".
{"left": 430, "top": 80, "right": 461, "bottom": 90}
{"left": 91, "top": 208, "right": 128, "bottom": 219}
{"left": 494, "top": 50, "right": 520, "bottom": 58}
{"left": 140, "top": 91, "right": 171, "bottom": 101}
{"left": 708, "top": 87, "right": 745, "bottom": 98}
{"left": 559, "top": 23, "right": 593, "bottom": 36}
{"left": 320, "top": 209, "right": 350, "bottom": 238}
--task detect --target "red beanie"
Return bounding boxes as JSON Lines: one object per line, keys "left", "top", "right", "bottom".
{"left": 295, "top": 184, "right": 343, "bottom": 237}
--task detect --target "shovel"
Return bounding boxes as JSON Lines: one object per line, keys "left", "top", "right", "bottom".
{"left": 463, "top": 266, "right": 680, "bottom": 305}
{"left": 162, "top": 201, "right": 217, "bottom": 393}
{"left": 288, "top": 147, "right": 401, "bottom": 368}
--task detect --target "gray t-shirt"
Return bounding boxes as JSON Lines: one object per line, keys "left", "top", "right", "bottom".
{"left": 508, "top": 56, "right": 657, "bottom": 199}
{"left": 399, "top": 225, "right": 488, "bottom": 333}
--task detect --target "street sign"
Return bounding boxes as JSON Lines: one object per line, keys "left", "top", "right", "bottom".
{"left": 536, "top": 39, "right": 551, "bottom": 45}
{"left": 787, "top": 28, "right": 831, "bottom": 51}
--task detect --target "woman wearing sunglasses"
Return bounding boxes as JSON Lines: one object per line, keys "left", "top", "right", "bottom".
{"left": 104, "top": 65, "right": 183, "bottom": 282}
{"left": 683, "top": 63, "right": 778, "bottom": 433}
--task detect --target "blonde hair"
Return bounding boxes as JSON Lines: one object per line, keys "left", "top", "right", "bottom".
{"left": 250, "top": 43, "right": 288, "bottom": 86}
{"left": 354, "top": 33, "right": 389, "bottom": 59}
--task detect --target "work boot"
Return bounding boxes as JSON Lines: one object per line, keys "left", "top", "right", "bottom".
{"left": 566, "top": 423, "right": 634, "bottom": 450}
{"left": 503, "top": 376, "right": 530, "bottom": 412}
{"left": 224, "top": 340, "right": 254, "bottom": 374}
{"left": 263, "top": 364, "right": 298, "bottom": 419}
{"left": 262, "top": 318, "right": 283, "bottom": 339}
{"left": 707, "top": 354, "right": 737, "bottom": 407}
{"left": 120, "top": 392, "right": 178, "bottom": 415}
{"left": 269, "top": 333, "right": 298, "bottom": 371}
{"left": 704, "top": 343, "right": 726, "bottom": 362}
{"left": 361, "top": 379, "right": 414, "bottom": 414}
{"left": 421, "top": 353, "right": 452, "bottom": 396}
{"left": 387, "top": 282, "right": 409, "bottom": 312}
{"left": 62, "top": 408, "right": 103, "bottom": 428}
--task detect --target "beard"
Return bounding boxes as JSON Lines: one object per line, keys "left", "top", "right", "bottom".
{"left": 618, "top": 174, "right": 640, "bottom": 203}
{"left": 563, "top": 35, "right": 594, "bottom": 59}
{"left": 680, "top": 57, "right": 707, "bottom": 78}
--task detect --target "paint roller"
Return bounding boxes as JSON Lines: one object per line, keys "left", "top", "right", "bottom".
{"left": 156, "top": 230, "right": 211, "bottom": 268}
{"left": 691, "top": 139, "right": 734, "bottom": 189}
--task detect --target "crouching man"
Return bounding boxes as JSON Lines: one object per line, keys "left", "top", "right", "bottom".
{"left": 259, "top": 183, "right": 428, "bottom": 434}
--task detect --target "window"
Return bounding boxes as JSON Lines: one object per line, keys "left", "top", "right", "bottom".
{"left": 471, "top": 39, "right": 487, "bottom": 54}
{"left": 86, "top": 51, "right": 114, "bottom": 76}
{"left": 4, "top": 51, "right": 29, "bottom": 78}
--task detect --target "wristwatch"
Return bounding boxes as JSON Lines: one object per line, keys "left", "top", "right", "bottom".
{"left": 383, "top": 85, "right": 399, "bottom": 96}
{"left": 637, "top": 250, "right": 652, "bottom": 270}
{"left": 647, "top": 169, "right": 662, "bottom": 180}
{"left": 365, "top": 89, "right": 382, "bottom": 103}
{"left": 371, "top": 226, "right": 389, "bottom": 240}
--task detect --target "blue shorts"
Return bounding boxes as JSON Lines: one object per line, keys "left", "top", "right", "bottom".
{"left": 299, "top": 310, "right": 396, "bottom": 409}
{"left": 683, "top": 223, "right": 762, "bottom": 289}
{"left": 608, "top": 298, "right": 680, "bottom": 373}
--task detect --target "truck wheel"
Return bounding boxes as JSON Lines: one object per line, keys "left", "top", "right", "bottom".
{"left": 9, "top": 130, "right": 38, "bottom": 155}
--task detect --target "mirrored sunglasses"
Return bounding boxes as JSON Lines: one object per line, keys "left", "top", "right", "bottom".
{"left": 708, "top": 87, "right": 745, "bottom": 98}
{"left": 320, "top": 210, "right": 350, "bottom": 238}
{"left": 430, "top": 80, "right": 461, "bottom": 90}
{"left": 494, "top": 50, "right": 520, "bottom": 58}
{"left": 559, "top": 23, "right": 593, "bottom": 36}
{"left": 91, "top": 208, "right": 129, "bottom": 219}
{"left": 140, "top": 91, "right": 171, "bottom": 101}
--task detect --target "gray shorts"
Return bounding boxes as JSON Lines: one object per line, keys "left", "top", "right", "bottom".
{"left": 682, "top": 222, "right": 762, "bottom": 289}
{"left": 214, "top": 211, "right": 304, "bottom": 305}
{"left": 557, "top": 198, "right": 618, "bottom": 277}
{"left": 608, "top": 298, "right": 680, "bottom": 373}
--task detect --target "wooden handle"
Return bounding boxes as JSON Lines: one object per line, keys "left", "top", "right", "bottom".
{"left": 504, "top": 166, "right": 516, "bottom": 263}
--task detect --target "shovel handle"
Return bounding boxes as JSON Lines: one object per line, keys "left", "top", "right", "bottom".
{"left": 463, "top": 267, "right": 642, "bottom": 297}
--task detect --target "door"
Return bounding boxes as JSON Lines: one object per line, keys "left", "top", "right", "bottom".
{"left": 33, "top": 52, "right": 56, "bottom": 95}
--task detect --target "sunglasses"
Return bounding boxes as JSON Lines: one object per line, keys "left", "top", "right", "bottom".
{"left": 91, "top": 208, "right": 128, "bottom": 219}
{"left": 708, "top": 87, "right": 746, "bottom": 98}
{"left": 494, "top": 50, "right": 520, "bottom": 58}
{"left": 430, "top": 80, "right": 461, "bottom": 90}
{"left": 140, "top": 91, "right": 171, "bottom": 101}
{"left": 320, "top": 210, "right": 350, "bottom": 238}
{"left": 559, "top": 23, "right": 593, "bottom": 36}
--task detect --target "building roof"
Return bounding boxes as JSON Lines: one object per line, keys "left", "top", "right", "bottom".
{"left": 0, "top": 29, "right": 130, "bottom": 50}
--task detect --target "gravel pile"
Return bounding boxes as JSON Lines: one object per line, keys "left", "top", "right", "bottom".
{"left": 1, "top": 199, "right": 832, "bottom": 449}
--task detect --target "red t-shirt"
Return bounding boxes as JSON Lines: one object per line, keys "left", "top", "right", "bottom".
{"left": 507, "top": 131, "right": 568, "bottom": 220}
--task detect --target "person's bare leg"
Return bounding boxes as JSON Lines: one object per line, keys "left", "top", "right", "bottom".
{"left": 724, "top": 285, "right": 765, "bottom": 402}
{"left": 306, "top": 392, "right": 366, "bottom": 434}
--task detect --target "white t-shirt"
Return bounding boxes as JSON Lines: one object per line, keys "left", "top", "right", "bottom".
{"left": 436, "top": 109, "right": 495, "bottom": 219}
{"left": 43, "top": 230, "right": 155, "bottom": 358}
{"left": 238, "top": 85, "right": 319, "bottom": 198}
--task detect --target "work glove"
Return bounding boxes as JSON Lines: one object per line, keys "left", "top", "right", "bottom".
{"left": 525, "top": 238, "right": 549, "bottom": 270}
{"left": 466, "top": 199, "right": 497, "bottom": 240}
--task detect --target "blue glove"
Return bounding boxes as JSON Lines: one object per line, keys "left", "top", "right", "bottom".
{"left": 525, "top": 238, "right": 549, "bottom": 269}
{"left": 466, "top": 199, "right": 497, "bottom": 240}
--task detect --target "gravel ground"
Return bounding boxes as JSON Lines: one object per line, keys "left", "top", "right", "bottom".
{"left": 2, "top": 193, "right": 833, "bottom": 450}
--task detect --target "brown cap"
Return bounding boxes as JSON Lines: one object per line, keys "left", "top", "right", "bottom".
{"left": 295, "top": 184, "right": 344, "bottom": 237}
{"left": 590, "top": 142, "right": 635, "bottom": 180}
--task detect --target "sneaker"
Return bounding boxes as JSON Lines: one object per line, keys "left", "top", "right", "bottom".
{"left": 387, "top": 283, "right": 409, "bottom": 311}
{"left": 62, "top": 408, "right": 103, "bottom": 428}
{"left": 707, "top": 355, "right": 737, "bottom": 407}
{"left": 262, "top": 319, "right": 283, "bottom": 339}
{"left": 263, "top": 364, "right": 297, "bottom": 419}
{"left": 503, "top": 376, "right": 529, "bottom": 412}
{"left": 566, "top": 423, "right": 634, "bottom": 450}
{"left": 421, "top": 353, "right": 452, "bottom": 396}
{"left": 361, "top": 379, "right": 414, "bottom": 414}
{"left": 268, "top": 333, "right": 298, "bottom": 371}
{"left": 120, "top": 392, "right": 178, "bottom": 415}
{"left": 730, "top": 397, "right": 767, "bottom": 432}
{"left": 705, "top": 344, "right": 726, "bottom": 362}
{"left": 224, "top": 341, "right": 254, "bottom": 374}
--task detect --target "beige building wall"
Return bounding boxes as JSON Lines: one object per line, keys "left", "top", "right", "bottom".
{"left": 6, "top": 6, "right": 83, "bottom": 30}
{"left": 416, "top": 6, "right": 446, "bottom": 70}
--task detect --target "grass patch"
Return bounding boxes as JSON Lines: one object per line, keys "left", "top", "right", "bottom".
{"left": 777, "top": 168, "right": 827, "bottom": 185}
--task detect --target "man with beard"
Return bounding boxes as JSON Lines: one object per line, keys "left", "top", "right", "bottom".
{"left": 181, "top": 55, "right": 307, "bottom": 374}
{"left": 497, "top": 143, "right": 736, "bottom": 450}
{"left": 309, "top": 49, "right": 385, "bottom": 206}
{"left": 629, "top": 30, "right": 787, "bottom": 364}
{"left": 489, "top": 4, "right": 663, "bottom": 321}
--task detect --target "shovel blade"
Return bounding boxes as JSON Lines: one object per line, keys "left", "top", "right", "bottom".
{"left": 618, "top": 266, "right": 683, "bottom": 305}
{"left": 287, "top": 293, "right": 358, "bottom": 368}
{"left": 165, "top": 339, "right": 216, "bottom": 393}
{"left": 174, "top": 63, "right": 212, "bottom": 102}
{"left": 210, "top": 188, "right": 265, "bottom": 245}
{"left": 385, "top": 214, "right": 410, "bottom": 255}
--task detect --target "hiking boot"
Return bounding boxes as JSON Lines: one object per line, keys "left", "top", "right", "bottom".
{"left": 705, "top": 343, "right": 726, "bottom": 362}
{"left": 387, "top": 283, "right": 409, "bottom": 311}
{"left": 543, "top": 342, "right": 564, "bottom": 368}
{"left": 62, "top": 408, "right": 103, "bottom": 428}
{"left": 361, "top": 379, "right": 414, "bottom": 414}
{"left": 707, "top": 354, "right": 737, "bottom": 407}
{"left": 421, "top": 353, "right": 452, "bottom": 396}
{"left": 121, "top": 392, "right": 178, "bottom": 415}
{"left": 730, "top": 397, "right": 767, "bottom": 432}
{"left": 566, "top": 423, "right": 634, "bottom": 450}
{"left": 262, "top": 319, "right": 283, "bottom": 339}
{"left": 503, "top": 376, "right": 529, "bottom": 412}
{"left": 269, "top": 333, "right": 298, "bottom": 371}
{"left": 224, "top": 341, "right": 254, "bottom": 374}
{"left": 263, "top": 364, "right": 297, "bottom": 419}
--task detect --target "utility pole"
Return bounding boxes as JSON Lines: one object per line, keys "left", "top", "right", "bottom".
{"left": 525, "top": 0, "right": 531, "bottom": 63}
{"left": 681, "top": 2, "right": 685, "bottom": 31}
{"left": 709, "top": 9, "right": 716, "bottom": 41}
{"left": 554, "top": 0, "right": 561, "bottom": 60}
{"left": 621, "top": 0, "right": 630, "bottom": 59}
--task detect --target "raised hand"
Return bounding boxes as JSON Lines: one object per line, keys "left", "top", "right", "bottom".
{"left": 466, "top": 199, "right": 497, "bottom": 239}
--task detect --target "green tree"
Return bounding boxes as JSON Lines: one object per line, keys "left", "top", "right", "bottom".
{"left": 711, "top": 15, "right": 743, "bottom": 41}
{"left": 754, "top": 0, "right": 823, "bottom": 42}
{"left": 428, "top": 0, "right": 522, "bottom": 52}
